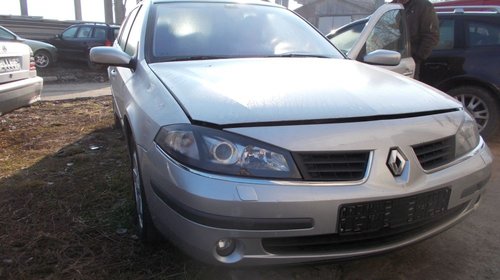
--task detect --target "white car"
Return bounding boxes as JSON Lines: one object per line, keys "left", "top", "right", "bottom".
{"left": 90, "top": 0, "right": 492, "bottom": 266}
{"left": 0, "top": 41, "right": 43, "bottom": 116}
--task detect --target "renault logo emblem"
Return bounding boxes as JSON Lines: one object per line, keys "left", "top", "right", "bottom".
{"left": 387, "top": 148, "right": 407, "bottom": 177}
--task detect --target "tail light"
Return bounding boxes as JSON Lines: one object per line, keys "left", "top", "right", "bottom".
{"left": 105, "top": 40, "right": 112, "bottom": 46}
{"left": 30, "top": 54, "right": 36, "bottom": 71}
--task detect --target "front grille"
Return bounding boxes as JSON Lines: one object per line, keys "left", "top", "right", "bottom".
{"left": 293, "top": 151, "right": 370, "bottom": 181}
{"left": 413, "top": 136, "right": 455, "bottom": 170}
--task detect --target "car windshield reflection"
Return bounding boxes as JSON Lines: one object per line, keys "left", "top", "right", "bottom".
{"left": 150, "top": 2, "right": 343, "bottom": 62}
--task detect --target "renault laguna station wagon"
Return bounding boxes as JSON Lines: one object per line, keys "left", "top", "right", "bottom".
{"left": 90, "top": 0, "right": 492, "bottom": 266}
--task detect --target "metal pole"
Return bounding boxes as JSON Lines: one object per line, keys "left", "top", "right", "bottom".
{"left": 74, "top": 0, "right": 82, "bottom": 21}
{"left": 104, "top": 0, "right": 114, "bottom": 24}
{"left": 20, "top": 0, "right": 28, "bottom": 16}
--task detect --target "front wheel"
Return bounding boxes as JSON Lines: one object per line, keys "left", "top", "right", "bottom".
{"left": 448, "top": 86, "right": 499, "bottom": 140}
{"left": 129, "top": 137, "right": 159, "bottom": 242}
{"left": 34, "top": 50, "right": 51, "bottom": 68}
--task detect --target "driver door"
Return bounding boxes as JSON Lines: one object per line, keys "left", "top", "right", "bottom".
{"left": 328, "top": 4, "right": 415, "bottom": 78}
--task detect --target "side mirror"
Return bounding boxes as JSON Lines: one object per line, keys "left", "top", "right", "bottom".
{"left": 363, "top": 49, "right": 401, "bottom": 66}
{"left": 90, "top": 46, "right": 132, "bottom": 67}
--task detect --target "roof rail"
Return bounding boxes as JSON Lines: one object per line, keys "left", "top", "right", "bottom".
{"left": 435, "top": 5, "right": 500, "bottom": 14}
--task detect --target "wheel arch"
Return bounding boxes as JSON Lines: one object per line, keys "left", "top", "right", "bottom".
{"left": 437, "top": 76, "right": 500, "bottom": 103}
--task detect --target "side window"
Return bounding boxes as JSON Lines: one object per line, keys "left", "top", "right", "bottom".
{"left": 365, "top": 10, "right": 406, "bottom": 56}
{"left": 124, "top": 6, "right": 145, "bottom": 56}
{"left": 118, "top": 7, "right": 140, "bottom": 49}
{"left": 467, "top": 21, "right": 500, "bottom": 47}
{"left": 436, "top": 19, "right": 454, "bottom": 50}
{"left": 62, "top": 26, "right": 78, "bottom": 39}
{"left": 93, "top": 27, "right": 107, "bottom": 40}
{"left": 0, "top": 28, "right": 15, "bottom": 40}
{"left": 76, "top": 26, "right": 92, "bottom": 38}
{"left": 329, "top": 22, "right": 366, "bottom": 55}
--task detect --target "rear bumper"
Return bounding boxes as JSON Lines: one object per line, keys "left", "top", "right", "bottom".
{"left": 0, "top": 76, "right": 43, "bottom": 115}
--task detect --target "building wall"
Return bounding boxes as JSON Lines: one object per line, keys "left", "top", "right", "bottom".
{"left": 296, "top": 0, "right": 385, "bottom": 34}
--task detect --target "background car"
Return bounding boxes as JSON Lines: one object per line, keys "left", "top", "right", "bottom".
{"left": 90, "top": 0, "right": 491, "bottom": 266}
{"left": 48, "top": 23, "right": 119, "bottom": 69}
{"left": 0, "top": 25, "right": 58, "bottom": 68}
{"left": 327, "top": 4, "right": 500, "bottom": 139}
{"left": 0, "top": 41, "right": 43, "bottom": 115}
{"left": 420, "top": 5, "right": 500, "bottom": 139}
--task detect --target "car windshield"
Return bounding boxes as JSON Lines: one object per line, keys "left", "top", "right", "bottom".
{"left": 150, "top": 2, "right": 343, "bottom": 61}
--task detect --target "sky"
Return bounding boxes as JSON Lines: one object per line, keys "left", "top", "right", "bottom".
{"left": 1, "top": 0, "right": 302, "bottom": 22}
{"left": 1, "top": 0, "right": 140, "bottom": 22}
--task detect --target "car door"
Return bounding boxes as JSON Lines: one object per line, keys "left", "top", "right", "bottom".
{"left": 328, "top": 4, "right": 415, "bottom": 78}
{"left": 54, "top": 25, "right": 91, "bottom": 60}
{"left": 109, "top": 6, "right": 142, "bottom": 121}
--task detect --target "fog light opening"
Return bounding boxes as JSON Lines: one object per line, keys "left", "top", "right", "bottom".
{"left": 216, "top": 238, "right": 236, "bottom": 257}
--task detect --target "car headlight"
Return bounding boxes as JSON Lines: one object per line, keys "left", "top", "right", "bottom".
{"left": 455, "top": 112, "right": 480, "bottom": 158}
{"left": 154, "top": 124, "right": 301, "bottom": 179}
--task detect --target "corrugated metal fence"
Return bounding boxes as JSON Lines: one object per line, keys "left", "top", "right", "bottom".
{"left": 0, "top": 15, "right": 99, "bottom": 41}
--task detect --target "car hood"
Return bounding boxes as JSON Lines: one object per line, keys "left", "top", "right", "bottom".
{"left": 22, "top": 39, "right": 56, "bottom": 51}
{"left": 149, "top": 58, "right": 460, "bottom": 126}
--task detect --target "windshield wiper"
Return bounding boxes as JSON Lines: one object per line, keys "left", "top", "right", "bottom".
{"left": 270, "top": 53, "right": 332, "bottom": 58}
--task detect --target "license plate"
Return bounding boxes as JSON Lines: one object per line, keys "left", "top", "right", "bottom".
{"left": 338, "top": 188, "right": 451, "bottom": 235}
{"left": 0, "top": 57, "right": 22, "bottom": 73}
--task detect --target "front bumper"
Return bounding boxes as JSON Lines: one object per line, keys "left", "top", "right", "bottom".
{"left": 141, "top": 135, "right": 492, "bottom": 266}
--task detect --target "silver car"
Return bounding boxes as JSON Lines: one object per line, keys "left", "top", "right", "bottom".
{"left": 91, "top": 0, "right": 492, "bottom": 266}
{"left": 0, "top": 41, "right": 43, "bottom": 116}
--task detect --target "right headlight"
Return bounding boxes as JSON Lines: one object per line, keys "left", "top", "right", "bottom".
{"left": 154, "top": 124, "right": 302, "bottom": 179}
{"left": 455, "top": 112, "right": 480, "bottom": 158}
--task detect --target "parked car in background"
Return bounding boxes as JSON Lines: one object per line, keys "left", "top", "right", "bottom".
{"left": 433, "top": 0, "right": 500, "bottom": 8}
{"left": 90, "top": 0, "right": 491, "bottom": 266}
{"left": 420, "top": 5, "right": 500, "bottom": 139}
{"left": 328, "top": 4, "right": 500, "bottom": 139}
{"left": 326, "top": 4, "right": 415, "bottom": 78}
{"left": 48, "top": 23, "right": 119, "bottom": 69}
{"left": 0, "top": 41, "right": 43, "bottom": 115}
{"left": 0, "top": 25, "right": 58, "bottom": 68}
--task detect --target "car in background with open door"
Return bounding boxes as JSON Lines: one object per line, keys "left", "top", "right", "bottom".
{"left": 327, "top": 3, "right": 415, "bottom": 78}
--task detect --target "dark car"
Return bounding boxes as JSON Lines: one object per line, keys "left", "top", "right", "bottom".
{"left": 420, "top": 6, "right": 500, "bottom": 139}
{"left": 48, "top": 23, "right": 119, "bottom": 68}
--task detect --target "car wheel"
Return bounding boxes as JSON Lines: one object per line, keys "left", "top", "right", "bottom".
{"left": 448, "top": 86, "right": 499, "bottom": 139}
{"left": 34, "top": 50, "right": 51, "bottom": 68}
{"left": 129, "top": 137, "right": 159, "bottom": 242}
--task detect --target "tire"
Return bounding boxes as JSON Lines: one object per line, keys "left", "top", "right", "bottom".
{"left": 34, "top": 50, "right": 51, "bottom": 68}
{"left": 129, "top": 137, "right": 159, "bottom": 242}
{"left": 448, "top": 86, "right": 499, "bottom": 140}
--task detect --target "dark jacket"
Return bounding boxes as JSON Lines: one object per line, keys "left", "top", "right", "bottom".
{"left": 403, "top": 0, "right": 439, "bottom": 62}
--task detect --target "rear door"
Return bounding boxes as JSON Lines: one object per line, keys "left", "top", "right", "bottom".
{"left": 328, "top": 4, "right": 415, "bottom": 77}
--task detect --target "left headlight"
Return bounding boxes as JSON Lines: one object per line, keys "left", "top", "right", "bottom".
{"left": 154, "top": 124, "right": 302, "bottom": 179}
{"left": 455, "top": 112, "right": 480, "bottom": 158}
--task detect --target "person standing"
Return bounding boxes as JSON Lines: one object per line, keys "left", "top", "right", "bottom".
{"left": 393, "top": 0, "right": 439, "bottom": 80}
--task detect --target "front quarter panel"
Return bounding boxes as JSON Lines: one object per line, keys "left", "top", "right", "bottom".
{"left": 120, "top": 59, "right": 190, "bottom": 150}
